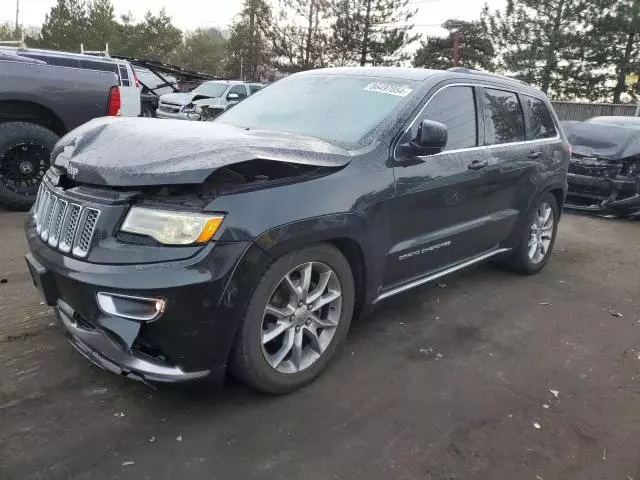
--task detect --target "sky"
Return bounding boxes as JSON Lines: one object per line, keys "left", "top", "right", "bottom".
{"left": 1, "top": 0, "right": 506, "bottom": 39}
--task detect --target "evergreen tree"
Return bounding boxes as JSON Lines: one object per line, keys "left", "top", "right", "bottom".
{"left": 86, "top": 0, "right": 119, "bottom": 51}
{"left": 226, "top": 0, "right": 273, "bottom": 80}
{"left": 331, "top": 0, "right": 419, "bottom": 66}
{"left": 587, "top": 0, "right": 640, "bottom": 102}
{"left": 413, "top": 19, "right": 494, "bottom": 71}
{"left": 271, "top": 0, "right": 330, "bottom": 73}
{"left": 481, "top": 0, "right": 592, "bottom": 98}
{"left": 38, "top": 0, "right": 89, "bottom": 51}
{"left": 171, "top": 28, "right": 227, "bottom": 76}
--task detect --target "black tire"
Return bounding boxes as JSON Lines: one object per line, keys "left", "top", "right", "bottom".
{"left": 140, "top": 104, "right": 156, "bottom": 118}
{"left": 0, "top": 122, "right": 59, "bottom": 211}
{"left": 230, "top": 243, "right": 355, "bottom": 394}
{"left": 501, "top": 192, "right": 559, "bottom": 274}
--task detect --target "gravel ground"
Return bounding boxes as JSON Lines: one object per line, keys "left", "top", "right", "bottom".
{"left": 1, "top": 210, "right": 639, "bottom": 480}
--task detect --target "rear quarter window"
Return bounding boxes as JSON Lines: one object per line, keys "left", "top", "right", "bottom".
{"left": 524, "top": 95, "right": 557, "bottom": 139}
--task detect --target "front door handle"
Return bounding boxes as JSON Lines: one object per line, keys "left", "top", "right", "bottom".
{"left": 468, "top": 160, "right": 489, "bottom": 170}
{"left": 528, "top": 151, "right": 543, "bottom": 159}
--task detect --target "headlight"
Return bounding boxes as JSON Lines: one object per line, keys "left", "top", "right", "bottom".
{"left": 121, "top": 207, "right": 224, "bottom": 245}
{"left": 183, "top": 103, "right": 195, "bottom": 112}
{"left": 194, "top": 105, "right": 203, "bottom": 114}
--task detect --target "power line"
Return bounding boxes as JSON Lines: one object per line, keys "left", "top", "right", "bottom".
{"left": 380, "top": 23, "right": 443, "bottom": 27}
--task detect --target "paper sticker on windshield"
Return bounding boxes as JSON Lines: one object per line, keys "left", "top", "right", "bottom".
{"left": 364, "top": 82, "right": 413, "bottom": 97}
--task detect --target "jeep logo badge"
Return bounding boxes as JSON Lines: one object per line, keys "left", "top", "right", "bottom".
{"left": 67, "top": 164, "right": 79, "bottom": 178}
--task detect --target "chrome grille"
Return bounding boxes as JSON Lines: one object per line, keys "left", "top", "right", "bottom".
{"left": 33, "top": 183, "right": 101, "bottom": 258}
{"left": 48, "top": 199, "right": 68, "bottom": 247}
{"left": 59, "top": 204, "right": 81, "bottom": 253}
{"left": 72, "top": 208, "right": 100, "bottom": 257}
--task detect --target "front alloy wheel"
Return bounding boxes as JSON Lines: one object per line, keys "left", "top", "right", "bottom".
{"left": 231, "top": 244, "right": 355, "bottom": 394}
{"left": 261, "top": 262, "right": 342, "bottom": 373}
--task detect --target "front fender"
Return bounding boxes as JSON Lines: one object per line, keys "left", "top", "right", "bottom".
{"left": 255, "top": 213, "right": 382, "bottom": 305}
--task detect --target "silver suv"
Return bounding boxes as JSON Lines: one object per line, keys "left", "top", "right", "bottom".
{"left": 156, "top": 80, "right": 254, "bottom": 120}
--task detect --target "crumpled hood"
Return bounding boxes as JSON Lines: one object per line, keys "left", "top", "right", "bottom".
{"left": 159, "top": 92, "right": 198, "bottom": 105}
{"left": 563, "top": 122, "right": 640, "bottom": 161}
{"left": 51, "top": 117, "right": 351, "bottom": 186}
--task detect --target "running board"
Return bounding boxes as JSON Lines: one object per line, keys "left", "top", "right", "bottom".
{"left": 373, "top": 248, "right": 511, "bottom": 304}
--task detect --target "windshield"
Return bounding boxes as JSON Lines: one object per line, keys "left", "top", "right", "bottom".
{"left": 192, "top": 82, "right": 229, "bottom": 98}
{"left": 587, "top": 117, "right": 640, "bottom": 130}
{"left": 217, "top": 74, "right": 417, "bottom": 148}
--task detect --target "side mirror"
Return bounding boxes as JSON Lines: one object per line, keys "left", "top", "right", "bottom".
{"left": 227, "top": 92, "right": 240, "bottom": 100}
{"left": 411, "top": 119, "right": 447, "bottom": 154}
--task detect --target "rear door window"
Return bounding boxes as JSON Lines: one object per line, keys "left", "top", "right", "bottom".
{"left": 523, "top": 95, "right": 557, "bottom": 139}
{"left": 412, "top": 86, "right": 478, "bottom": 150}
{"left": 483, "top": 88, "right": 525, "bottom": 144}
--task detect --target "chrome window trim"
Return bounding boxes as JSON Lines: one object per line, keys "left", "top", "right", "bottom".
{"left": 393, "top": 82, "right": 561, "bottom": 161}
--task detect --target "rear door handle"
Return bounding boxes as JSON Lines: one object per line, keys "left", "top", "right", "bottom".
{"left": 528, "top": 151, "right": 543, "bottom": 159}
{"left": 468, "top": 160, "right": 489, "bottom": 170}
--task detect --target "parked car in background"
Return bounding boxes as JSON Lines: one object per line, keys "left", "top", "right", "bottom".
{"left": 0, "top": 47, "right": 141, "bottom": 210}
{"left": 156, "top": 80, "right": 259, "bottom": 120}
{"left": 124, "top": 57, "right": 219, "bottom": 118}
{"left": 25, "top": 67, "right": 568, "bottom": 394}
{"left": 563, "top": 116, "right": 640, "bottom": 218}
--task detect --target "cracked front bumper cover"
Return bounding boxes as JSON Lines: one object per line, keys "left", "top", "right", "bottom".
{"left": 566, "top": 172, "right": 640, "bottom": 216}
{"left": 56, "top": 299, "right": 211, "bottom": 383}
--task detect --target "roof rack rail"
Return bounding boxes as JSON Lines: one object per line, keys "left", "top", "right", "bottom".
{"left": 446, "top": 67, "right": 529, "bottom": 85}
{"left": 80, "top": 43, "right": 111, "bottom": 58}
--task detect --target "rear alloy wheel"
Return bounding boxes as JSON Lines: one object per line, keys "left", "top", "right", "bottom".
{"left": 528, "top": 201, "right": 554, "bottom": 265}
{"left": 500, "top": 192, "right": 559, "bottom": 274}
{"left": 231, "top": 244, "right": 355, "bottom": 394}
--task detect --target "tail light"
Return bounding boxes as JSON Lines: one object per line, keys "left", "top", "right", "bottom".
{"left": 568, "top": 144, "right": 573, "bottom": 157}
{"left": 107, "top": 86, "right": 121, "bottom": 116}
{"left": 133, "top": 70, "right": 140, "bottom": 89}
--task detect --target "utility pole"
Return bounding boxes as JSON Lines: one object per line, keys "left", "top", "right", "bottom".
{"left": 15, "top": 0, "right": 20, "bottom": 37}
{"left": 452, "top": 32, "right": 460, "bottom": 67}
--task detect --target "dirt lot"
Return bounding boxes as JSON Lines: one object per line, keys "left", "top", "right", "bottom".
{"left": 1, "top": 209, "right": 639, "bottom": 480}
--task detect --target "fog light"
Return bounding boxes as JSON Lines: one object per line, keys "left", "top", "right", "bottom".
{"left": 97, "top": 292, "right": 166, "bottom": 321}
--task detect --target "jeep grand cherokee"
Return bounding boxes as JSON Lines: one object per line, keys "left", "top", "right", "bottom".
{"left": 25, "top": 67, "right": 569, "bottom": 394}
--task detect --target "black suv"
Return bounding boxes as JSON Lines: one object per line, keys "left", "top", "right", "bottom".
{"left": 25, "top": 67, "right": 569, "bottom": 394}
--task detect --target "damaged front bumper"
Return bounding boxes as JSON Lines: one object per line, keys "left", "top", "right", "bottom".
{"left": 56, "top": 298, "right": 211, "bottom": 383}
{"left": 25, "top": 223, "right": 252, "bottom": 385}
{"left": 566, "top": 158, "right": 640, "bottom": 217}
